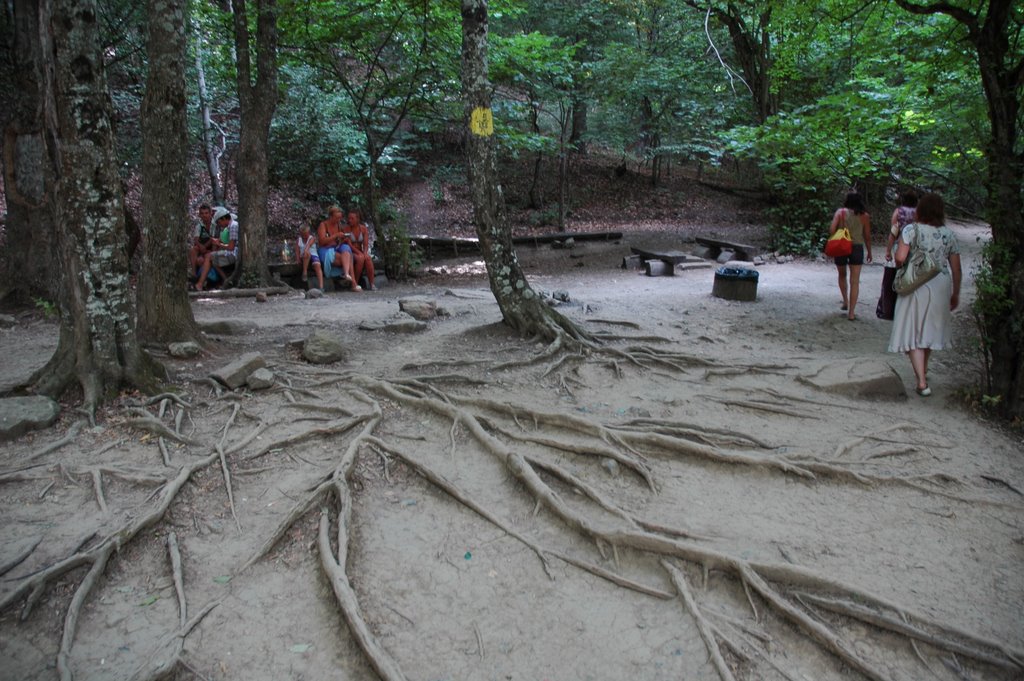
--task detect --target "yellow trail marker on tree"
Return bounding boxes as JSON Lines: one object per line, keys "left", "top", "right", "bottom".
{"left": 470, "top": 107, "right": 494, "bottom": 136}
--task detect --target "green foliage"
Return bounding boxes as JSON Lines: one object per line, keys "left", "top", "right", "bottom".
{"left": 34, "top": 297, "right": 57, "bottom": 317}
{"left": 376, "top": 204, "right": 421, "bottom": 282}
{"left": 268, "top": 65, "right": 367, "bottom": 193}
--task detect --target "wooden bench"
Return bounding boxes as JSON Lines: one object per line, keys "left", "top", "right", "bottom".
{"left": 624, "top": 246, "right": 713, "bottom": 276}
{"left": 693, "top": 236, "right": 761, "bottom": 261}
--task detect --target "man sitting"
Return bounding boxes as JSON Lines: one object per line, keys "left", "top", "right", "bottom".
{"left": 188, "top": 204, "right": 215, "bottom": 276}
{"left": 194, "top": 207, "right": 239, "bottom": 291}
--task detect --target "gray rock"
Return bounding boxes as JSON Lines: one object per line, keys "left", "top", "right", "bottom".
{"left": 0, "top": 314, "right": 16, "bottom": 329}
{"left": 385, "top": 320, "right": 428, "bottom": 333}
{"left": 255, "top": 292, "right": 269, "bottom": 303}
{"left": 601, "top": 458, "right": 621, "bottom": 477}
{"left": 0, "top": 395, "right": 61, "bottom": 442}
{"left": 305, "top": 288, "right": 324, "bottom": 299}
{"left": 199, "top": 320, "right": 258, "bottom": 336}
{"left": 246, "top": 367, "right": 275, "bottom": 390}
{"left": 398, "top": 298, "right": 437, "bottom": 321}
{"left": 167, "top": 341, "right": 201, "bottom": 358}
{"left": 210, "top": 352, "right": 267, "bottom": 389}
{"left": 552, "top": 290, "right": 571, "bottom": 302}
{"left": 800, "top": 360, "right": 908, "bottom": 401}
{"left": 722, "top": 260, "right": 756, "bottom": 270}
{"left": 302, "top": 330, "right": 347, "bottom": 364}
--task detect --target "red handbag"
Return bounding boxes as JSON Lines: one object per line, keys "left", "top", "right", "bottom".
{"left": 824, "top": 227, "right": 853, "bottom": 258}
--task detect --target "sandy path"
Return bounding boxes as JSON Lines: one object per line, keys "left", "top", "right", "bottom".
{"left": 0, "top": 221, "right": 1021, "bottom": 681}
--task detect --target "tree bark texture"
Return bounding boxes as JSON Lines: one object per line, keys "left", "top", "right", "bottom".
{"left": 137, "top": 0, "right": 197, "bottom": 343}
{"left": 32, "top": 0, "right": 163, "bottom": 411}
{"left": 0, "top": 0, "right": 59, "bottom": 302}
{"left": 460, "top": 0, "right": 581, "bottom": 342}
{"left": 233, "top": 0, "right": 277, "bottom": 287}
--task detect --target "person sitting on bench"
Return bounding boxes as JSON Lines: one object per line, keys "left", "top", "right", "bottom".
{"left": 194, "top": 207, "right": 238, "bottom": 291}
{"left": 188, "top": 204, "right": 215, "bottom": 277}
{"left": 316, "top": 205, "right": 360, "bottom": 291}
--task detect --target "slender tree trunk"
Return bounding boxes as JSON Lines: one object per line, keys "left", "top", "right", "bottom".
{"left": 233, "top": 0, "right": 277, "bottom": 287}
{"left": 528, "top": 103, "right": 543, "bottom": 210}
{"left": 137, "top": 0, "right": 197, "bottom": 343}
{"left": 0, "top": 0, "right": 58, "bottom": 302}
{"left": 195, "top": 37, "right": 225, "bottom": 205}
{"left": 31, "top": 0, "right": 163, "bottom": 414}
{"left": 461, "top": 0, "right": 583, "bottom": 342}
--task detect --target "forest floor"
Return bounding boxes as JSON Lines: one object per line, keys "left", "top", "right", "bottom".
{"left": 1, "top": 162, "right": 1023, "bottom": 681}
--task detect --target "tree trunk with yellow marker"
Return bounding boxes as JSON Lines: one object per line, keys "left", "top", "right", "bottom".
{"left": 460, "top": 0, "right": 588, "bottom": 342}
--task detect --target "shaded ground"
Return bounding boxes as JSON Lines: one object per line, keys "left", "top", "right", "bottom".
{"left": 1, "top": 214, "right": 1022, "bottom": 681}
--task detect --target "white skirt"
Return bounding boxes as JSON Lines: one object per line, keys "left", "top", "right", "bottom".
{"left": 888, "top": 272, "right": 953, "bottom": 353}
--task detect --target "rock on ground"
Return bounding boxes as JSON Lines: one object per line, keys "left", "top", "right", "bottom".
{"left": 303, "top": 330, "right": 347, "bottom": 364}
{"left": 0, "top": 395, "right": 61, "bottom": 442}
{"left": 210, "top": 352, "right": 267, "bottom": 389}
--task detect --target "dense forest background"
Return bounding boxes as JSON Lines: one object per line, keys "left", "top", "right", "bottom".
{"left": 0, "top": 0, "right": 1021, "bottom": 415}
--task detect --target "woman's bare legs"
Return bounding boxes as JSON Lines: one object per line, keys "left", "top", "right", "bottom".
{"left": 333, "top": 251, "right": 361, "bottom": 291}
{"left": 836, "top": 264, "right": 849, "bottom": 310}
{"left": 847, "top": 264, "right": 861, "bottom": 319}
{"left": 908, "top": 348, "right": 931, "bottom": 391}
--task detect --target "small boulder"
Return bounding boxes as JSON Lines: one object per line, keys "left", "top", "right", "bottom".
{"left": 305, "top": 288, "right": 324, "bottom": 299}
{"left": 255, "top": 292, "right": 269, "bottom": 303}
{"left": 210, "top": 352, "right": 267, "bottom": 389}
{"left": 0, "top": 314, "right": 16, "bottom": 329}
{"left": 382, "top": 320, "right": 428, "bottom": 334}
{"left": 168, "top": 341, "right": 201, "bottom": 358}
{"left": 199, "top": 320, "right": 258, "bottom": 336}
{"left": 800, "top": 360, "right": 907, "bottom": 401}
{"left": 399, "top": 298, "right": 437, "bottom": 321}
{"left": 246, "top": 367, "right": 275, "bottom": 390}
{"left": 0, "top": 395, "right": 61, "bottom": 442}
{"left": 303, "top": 330, "right": 346, "bottom": 364}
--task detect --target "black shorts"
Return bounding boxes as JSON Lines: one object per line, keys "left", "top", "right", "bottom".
{"left": 835, "top": 244, "right": 864, "bottom": 266}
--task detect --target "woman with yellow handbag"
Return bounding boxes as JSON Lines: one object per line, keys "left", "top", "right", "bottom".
{"left": 828, "top": 192, "right": 873, "bottom": 320}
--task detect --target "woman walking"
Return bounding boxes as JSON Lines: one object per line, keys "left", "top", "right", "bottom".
{"left": 828, "top": 192, "right": 872, "bottom": 320}
{"left": 888, "top": 192, "right": 962, "bottom": 396}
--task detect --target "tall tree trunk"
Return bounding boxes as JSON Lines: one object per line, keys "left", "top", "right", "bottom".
{"left": 0, "top": 0, "right": 59, "bottom": 303}
{"left": 31, "top": 0, "right": 163, "bottom": 414}
{"left": 461, "top": 0, "right": 583, "bottom": 342}
{"left": 896, "top": 0, "right": 1024, "bottom": 418}
{"left": 569, "top": 97, "right": 587, "bottom": 156}
{"left": 233, "top": 0, "right": 277, "bottom": 287}
{"left": 137, "top": 0, "right": 197, "bottom": 343}
{"left": 195, "top": 37, "right": 225, "bottom": 205}
{"left": 528, "top": 103, "right": 543, "bottom": 209}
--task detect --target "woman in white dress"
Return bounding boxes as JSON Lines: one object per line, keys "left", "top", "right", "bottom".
{"left": 888, "top": 193, "right": 962, "bottom": 396}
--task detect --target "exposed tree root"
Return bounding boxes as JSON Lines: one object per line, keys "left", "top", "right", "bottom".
{"left": 0, "top": 537, "right": 43, "bottom": 577}
{"left": 341, "top": 373, "right": 1023, "bottom": 679}
{"left": 0, "top": 402, "right": 256, "bottom": 677}
{"left": 663, "top": 560, "right": 738, "bottom": 681}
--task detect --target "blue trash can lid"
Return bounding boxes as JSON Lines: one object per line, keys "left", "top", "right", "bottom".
{"left": 715, "top": 267, "right": 759, "bottom": 280}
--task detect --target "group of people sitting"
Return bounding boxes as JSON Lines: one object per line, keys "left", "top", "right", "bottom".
{"left": 297, "top": 205, "right": 375, "bottom": 292}
{"left": 187, "top": 203, "right": 375, "bottom": 293}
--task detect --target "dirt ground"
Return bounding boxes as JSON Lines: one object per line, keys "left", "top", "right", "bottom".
{"left": 1, "top": 219, "right": 1022, "bottom": 681}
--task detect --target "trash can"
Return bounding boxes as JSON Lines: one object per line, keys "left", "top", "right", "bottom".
{"left": 712, "top": 267, "right": 758, "bottom": 301}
